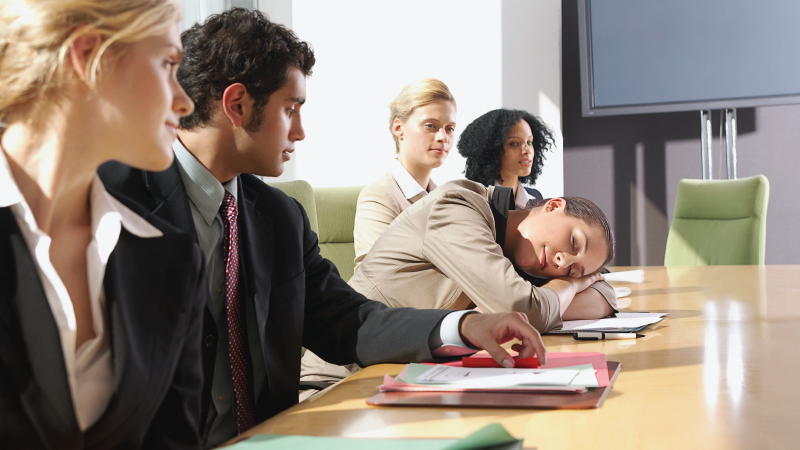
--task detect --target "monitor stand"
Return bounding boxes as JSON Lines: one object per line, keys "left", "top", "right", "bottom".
{"left": 699, "top": 109, "right": 737, "bottom": 180}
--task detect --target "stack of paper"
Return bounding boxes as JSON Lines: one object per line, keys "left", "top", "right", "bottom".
{"left": 462, "top": 352, "right": 612, "bottom": 387}
{"left": 378, "top": 362, "right": 600, "bottom": 394}
{"left": 547, "top": 312, "right": 667, "bottom": 334}
{"left": 603, "top": 269, "right": 645, "bottom": 283}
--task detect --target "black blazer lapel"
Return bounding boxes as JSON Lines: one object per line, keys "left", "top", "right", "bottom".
{"left": 144, "top": 162, "right": 198, "bottom": 242}
{"left": 237, "top": 180, "right": 273, "bottom": 384}
{"left": 85, "top": 228, "right": 197, "bottom": 447}
{"left": 0, "top": 208, "right": 81, "bottom": 449}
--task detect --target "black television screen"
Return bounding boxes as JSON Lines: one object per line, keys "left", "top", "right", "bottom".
{"left": 579, "top": 0, "right": 800, "bottom": 117}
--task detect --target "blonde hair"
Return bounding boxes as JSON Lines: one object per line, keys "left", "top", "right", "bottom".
{"left": 388, "top": 78, "right": 456, "bottom": 152}
{"left": 0, "top": 0, "right": 181, "bottom": 125}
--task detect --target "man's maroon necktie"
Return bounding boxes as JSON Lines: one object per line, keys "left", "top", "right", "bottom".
{"left": 220, "top": 191, "right": 255, "bottom": 433}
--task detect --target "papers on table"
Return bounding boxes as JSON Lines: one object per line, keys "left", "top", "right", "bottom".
{"left": 604, "top": 269, "right": 644, "bottom": 283}
{"left": 415, "top": 365, "right": 580, "bottom": 387}
{"left": 613, "top": 286, "right": 632, "bottom": 298}
{"left": 464, "top": 352, "right": 613, "bottom": 387}
{"left": 547, "top": 312, "right": 667, "bottom": 334}
{"left": 378, "top": 363, "right": 599, "bottom": 394}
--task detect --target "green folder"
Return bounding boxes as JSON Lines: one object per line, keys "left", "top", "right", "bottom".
{"left": 225, "top": 423, "right": 522, "bottom": 450}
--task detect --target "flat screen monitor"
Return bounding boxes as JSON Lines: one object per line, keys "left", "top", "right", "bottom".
{"left": 578, "top": 0, "right": 800, "bottom": 117}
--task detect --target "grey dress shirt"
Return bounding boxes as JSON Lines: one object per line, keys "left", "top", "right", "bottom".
{"left": 173, "top": 140, "right": 267, "bottom": 449}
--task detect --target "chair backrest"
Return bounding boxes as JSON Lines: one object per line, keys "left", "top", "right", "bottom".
{"left": 664, "top": 175, "right": 769, "bottom": 266}
{"left": 314, "top": 186, "right": 364, "bottom": 282}
{"left": 268, "top": 180, "right": 319, "bottom": 234}
{"left": 267, "top": 180, "right": 363, "bottom": 281}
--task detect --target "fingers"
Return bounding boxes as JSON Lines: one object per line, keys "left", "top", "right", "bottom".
{"left": 575, "top": 272, "right": 604, "bottom": 293}
{"left": 508, "top": 321, "right": 547, "bottom": 365}
{"left": 460, "top": 312, "right": 547, "bottom": 367}
{"left": 481, "top": 339, "right": 516, "bottom": 368}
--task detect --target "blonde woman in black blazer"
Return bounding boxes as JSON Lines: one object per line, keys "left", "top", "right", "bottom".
{"left": 0, "top": 1, "right": 207, "bottom": 448}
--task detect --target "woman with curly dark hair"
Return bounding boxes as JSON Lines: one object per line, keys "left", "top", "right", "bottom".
{"left": 458, "top": 109, "right": 555, "bottom": 209}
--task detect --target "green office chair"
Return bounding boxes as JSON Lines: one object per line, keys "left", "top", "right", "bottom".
{"left": 314, "top": 186, "right": 364, "bottom": 282}
{"left": 664, "top": 175, "right": 769, "bottom": 266}
{"left": 267, "top": 180, "right": 364, "bottom": 281}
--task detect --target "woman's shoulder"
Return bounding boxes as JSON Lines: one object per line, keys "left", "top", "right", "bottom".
{"left": 358, "top": 173, "right": 404, "bottom": 207}
{"left": 421, "top": 180, "right": 494, "bottom": 217}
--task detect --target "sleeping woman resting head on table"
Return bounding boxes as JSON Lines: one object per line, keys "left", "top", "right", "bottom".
{"left": 0, "top": 0, "right": 208, "bottom": 447}
{"left": 349, "top": 180, "right": 618, "bottom": 333}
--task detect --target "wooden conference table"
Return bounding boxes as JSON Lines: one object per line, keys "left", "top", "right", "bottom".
{"left": 231, "top": 266, "right": 800, "bottom": 449}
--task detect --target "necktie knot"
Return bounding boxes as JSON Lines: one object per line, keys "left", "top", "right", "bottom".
{"left": 221, "top": 191, "right": 238, "bottom": 221}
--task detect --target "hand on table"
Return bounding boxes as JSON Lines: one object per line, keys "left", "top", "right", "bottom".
{"left": 458, "top": 312, "right": 546, "bottom": 368}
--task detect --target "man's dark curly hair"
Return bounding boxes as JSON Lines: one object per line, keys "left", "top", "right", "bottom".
{"left": 458, "top": 109, "right": 554, "bottom": 186}
{"left": 177, "top": 8, "right": 315, "bottom": 131}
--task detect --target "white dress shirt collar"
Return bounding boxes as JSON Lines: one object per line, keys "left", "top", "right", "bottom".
{"left": 390, "top": 159, "right": 435, "bottom": 200}
{"left": 494, "top": 180, "right": 535, "bottom": 210}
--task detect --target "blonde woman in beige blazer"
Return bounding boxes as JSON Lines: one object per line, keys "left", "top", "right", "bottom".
{"left": 354, "top": 162, "right": 437, "bottom": 268}
{"left": 353, "top": 78, "right": 456, "bottom": 269}
{"left": 350, "top": 180, "right": 617, "bottom": 333}
{"left": 302, "top": 79, "right": 456, "bottom": 387}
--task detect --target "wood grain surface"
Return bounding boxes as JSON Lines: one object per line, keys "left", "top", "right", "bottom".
{"left": 227, "top": 266, "right": 800, "bottom": 450}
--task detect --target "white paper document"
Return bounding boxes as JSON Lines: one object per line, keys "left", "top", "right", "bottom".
{"left": 613, "top": 287, "right": 632, "bottom": 298}
{"left": 556, "top": 312, "right": 667, "bottom": 332}
{"left": 414, "top": 365, "right": 580, "bottom": 387}
{"left": 603, "top": 270, "right": 644, "bottom": 283}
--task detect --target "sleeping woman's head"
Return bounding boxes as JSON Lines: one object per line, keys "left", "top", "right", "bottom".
{"left": 0, "top": 0, "right": 193, "bottom": 171}
{"left": 388, "top": 78, "right": 456, "bottom": 181}
{"left": 506, "top": 196, "right": 615, "bottom": 280}
{"left": 458, "top": 109, "right": 554, "bottom": 189}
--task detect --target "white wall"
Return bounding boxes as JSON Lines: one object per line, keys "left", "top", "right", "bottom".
{"left": 502, "top": 0, "right": 564, "bottom": 198}
{"left": 286, "top": 0, "right": 501, "bottom": 187}
{"left": 281, "top": 0, "right": 563, "bottom": 194}
{"left": 185, "top": 0, "right": 564, "bottom": 194}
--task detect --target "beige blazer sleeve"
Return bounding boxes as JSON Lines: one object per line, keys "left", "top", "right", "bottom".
{"left": 353, "top": 173, "right": 407, "bottom": 269}
{"left": 586, "top": 280, "right": 617, "bottom": 312}
{"left": 420, "top": 190, "right": 565, "bottom": 332}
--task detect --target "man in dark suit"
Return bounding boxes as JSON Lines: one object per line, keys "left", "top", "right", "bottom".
{"left": 99, "top": 9, "right": 546, "bottom": 449}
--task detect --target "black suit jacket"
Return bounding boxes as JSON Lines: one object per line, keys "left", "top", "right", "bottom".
{"left": 97, "top": 161, "right": 451, "bottom": 426}
{"left": 0, "top": 195, "right": 207, "bottom": 449}
{"left": 523, "top": 186, "right": 543, "bottom": 202}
